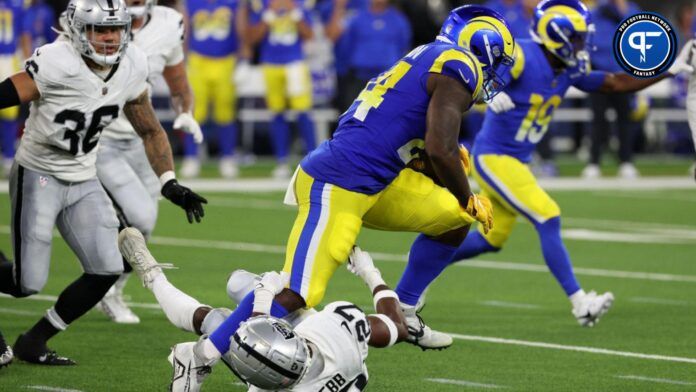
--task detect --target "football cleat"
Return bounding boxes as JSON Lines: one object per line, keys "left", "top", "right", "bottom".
{"left": 168, "top": 340, "right": 215, "bottom": 392}
{"left": 572, "top": 290, "right": 614, "bottom": 327}
{"left": 97, "top": 274, "right": 140, "bottom": 324}
{"left": 13, "top": 334, "right": 75, "bottom": 366}
{"left": 219, "top": 157, "right": 239, "bottom": 179}
{"left": 180, "top": 158, "right": 201, "bottom": 179}
{"left": 402, "top": 305, "right": 452, "bottom": 351}
{"left": 272, "top": 164, "right": 291, "bottom": 179}
{"left": 0, "top": 331, "right": 12, "bottom": 368}
{"left": 118, "top": 228, "right": 174, "bottom": 290}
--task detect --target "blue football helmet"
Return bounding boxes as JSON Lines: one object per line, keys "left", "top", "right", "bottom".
{"left": 438, "top": 5, "right": 516, "bottom": 102}
{"left": 531, "top": 0, "right": 594, "bottom": 69}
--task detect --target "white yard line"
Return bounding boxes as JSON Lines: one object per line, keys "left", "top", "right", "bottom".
{"left": 0, "top": 307, "right": 41, "bottom": 316}
{"left": 25, "top": 386, "right": 84, "bottom": 392}
{"left": 629, "top": 297, "right": 690, "bottom": 306}
{"left": 0, "top": 293, "right": 161, "bottom": 310}
{"left": 616, "top": 375, "right": 696, "bottom": 386}
{"left": 449, "top": 334, "right": 696, "bottom": 364}
{"left": 561, "top": 229, "right": 693, "bottom": 244}
{"left": 479, "top": 300, "right": 541, "bottom": 310}
{"left": 425, "top": 378, "right": 506, "bottom": 389}
{"left": 590, "top": 192, "right": 696, "bottom": 203}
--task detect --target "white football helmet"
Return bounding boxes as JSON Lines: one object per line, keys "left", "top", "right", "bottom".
{"left": 126, "top": 0, "right": 156, "bottom": 18}
{"left": 66, "top": 0, "right": 131, "bottom": 66}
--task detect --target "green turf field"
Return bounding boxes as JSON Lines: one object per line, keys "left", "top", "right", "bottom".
{"left": 0, "top": 186, "right": 695, "bottom": 391}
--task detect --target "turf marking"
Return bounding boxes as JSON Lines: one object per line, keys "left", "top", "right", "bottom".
{"left": 0, "top": 293, "right": 161, "bottom": 310}
{"left": 616, "top": 375, "right": 696, "bottom": 386}
{"left": 449, "top": 334, "right": 696, "bottom": 364}
{"left": 561, "top": 229, "right": 692, "bottom": 245}
{"left": 425, "top": 378, "right": 506, "bottom": 389}
{"left": 479, "top": 300, "right": 541, "bottom": 310}
{"left": 25, "top": 386, "right": 84, "bottom": 392}
{"left": 592, "top": 192, "right": 696, "bottom": 203}
{"left": 4, "top": 226, "right": 692, "bottom": 284}
{"left": 629, "top": 297, "right": 690, "bottom": 306}
{"left": 0, "top": 306, "right": 41, "bottom": 316}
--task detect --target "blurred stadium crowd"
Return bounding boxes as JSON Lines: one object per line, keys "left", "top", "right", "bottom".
{"left": 1, "top": 0, "right": 695, "bottom": 179}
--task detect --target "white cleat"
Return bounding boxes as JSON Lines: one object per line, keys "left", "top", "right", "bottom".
{"left": 618, "top": 162, "right": 640, "bottom": 179}
{"left": 118, "top": 228, "right": 174, "bottom": 290}
{"left": 572, "top": 291, "right": 614, "bottom": 327}
{"left": 272, "top": 163, "right": 291, "bottom": 179}
{"left": 219, "top": 157, "right": 239, "bottom": 179}
{"left": 581, "top": 164, "right": 601, "bottom": 179}
{"left": 402, "top": 304, "right": 452, "bottom": 351}
{"left": 180, "top": 158, "right": 201, "bottom": 179}
{"left": 0, "top": 341, "right": 12, "bottom": 368}
{"left": 97, "top": 283, "right": 140, "bottom": 324}
{"left": 168, "top": 341, "right": 215, "bottom": 392}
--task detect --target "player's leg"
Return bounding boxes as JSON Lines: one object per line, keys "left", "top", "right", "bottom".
{"left": 363, "top": 168, "right": 476, "bottom": 349}
{"left": 474, "top": 154, "right": 613, "bottom": 326}
{"left": 182, "top": 53, "right": 210, "bottom": 178}
{"left": 212, "top": 56, "right": 239, "bottom": 179}
{"left": 263, "top": 64, "right": 292, "bottom": 178}
{"left": 287, "top": 62, "right": 317, "bottom": 154}
{"left": 5, "top": 167, "right": 80, "bottom": 365}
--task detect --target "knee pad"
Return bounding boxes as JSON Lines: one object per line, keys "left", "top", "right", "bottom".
{"left": 200, "top": 307, "right": 232, "bottom": 336}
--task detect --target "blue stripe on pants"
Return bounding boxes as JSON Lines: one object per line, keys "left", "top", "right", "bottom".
{"left": 289, "top": 180, "right": 326, "bottom": 295}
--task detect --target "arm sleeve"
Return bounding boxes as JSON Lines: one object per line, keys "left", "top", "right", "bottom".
{"left": 572, "top": 70, "right": 607, "bottom": 92}
{"left": 0, "top": 78, "right": 21, "bottom": 109}
{"left": 428, "top": 49, "right": 481, "bottom": 96}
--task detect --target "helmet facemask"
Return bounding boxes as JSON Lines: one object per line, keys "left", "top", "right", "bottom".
{"left": 66, "top": 0, "right": 131, "bottom": 67}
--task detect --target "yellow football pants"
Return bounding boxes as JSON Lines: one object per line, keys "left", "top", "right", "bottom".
{"left": 262, "top": 62, "right": 313, "bottom": 113}
{"left": 188, "top": 53, "right": 236, "bottom": 124}
{"left": 283, "top": 167, "right": 474, "bottom": 307}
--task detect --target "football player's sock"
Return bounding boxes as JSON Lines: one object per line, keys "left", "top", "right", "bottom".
{"left": 270, "top": 114, "right": 290, "bottom": 162}
{"left": 450, "top": 231, "right": 499, "bottom": 262}
{"left": 25, "top": 273, "right": 119, "bottom": 342}
{"left": 0, "top": 120, "right": 17, "bottom": 159}
{"left": 151, "top": 274, "right": 203, "bottom": 333}
{"left": 395, "top": 234, "right": 457, "bottom": 306}
{"left": 535, "top": 217, "right": 581, "bottom": 296}
{"left": 182, "top": 134, "right": 197, "bottom": 157}
{"left": 218, "top": 123, "right": 237, "bottom": 157}
{"left": 208, "top": 292, "right": 289, "bottom": 355}
{"left": 296, "top": 112, "right": 316, "bottom": 152}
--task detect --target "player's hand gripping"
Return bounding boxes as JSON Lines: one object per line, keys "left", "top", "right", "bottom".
{"left": 669, "top": 39, "right": 696, "bottom": 76}
{"left": 348, "top": 246, "right": 385, "bottom": 291}
{"left": 161, "top": 180, "right": 208, "bottom": 223}
{"left": 487, "top": 91, "right": 515, "bottom": 113}
{"left": 465, "top": 194, "right": 494, "bottom": 234}
{"left": 252, "top": 271, "right": 289, "bottom": 315}
{"left": 173, "top": 112, "right": 204, "bottom": 144}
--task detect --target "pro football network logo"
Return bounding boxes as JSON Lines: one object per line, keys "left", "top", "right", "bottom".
{"left": 613, "top": 13, "right": 677, "bottom": 78}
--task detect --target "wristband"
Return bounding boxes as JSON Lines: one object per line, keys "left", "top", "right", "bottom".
{"left": 373, "top": 289, "right": 399, "bottom": 310}
{"left": 370, "top": 314, "right": 398, "bottom": 347}
{"left": 159, "top": 170, "right": 176, "bottom": 187}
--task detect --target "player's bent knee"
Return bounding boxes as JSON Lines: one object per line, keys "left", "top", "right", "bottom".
{"left": 327, "top": 213, "right": 362, "bottom": 264}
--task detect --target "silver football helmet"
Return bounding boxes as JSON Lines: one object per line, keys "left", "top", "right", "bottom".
{"left": 225, "top": 316, "right": 311, "bottom": 390}
{"left": 126, "top": 0, "right": 156, "bottom": 18}
{"left": 66, "top": 0, "right": 131, "bottom": 66}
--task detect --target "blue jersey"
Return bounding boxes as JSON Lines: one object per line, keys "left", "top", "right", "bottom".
{"left": 22, "top": 2, "right": 55, "bottom": 51}
{"left": 249, "top": 0, "right": 312, "bottom": 64}
{"left": 187, "top": 0, "right": 239, "bottom": 58}
{"left": 0, "top": 0, "right": 24, "bottom": 55}
{"left": 484, "top": 0, "right": 532, "bottom": 40}
{"left": 301, "top": 42, "right": 482, "bottom": 194}
{"left": 473, "top": 39, "right": 606, "bottom": 163}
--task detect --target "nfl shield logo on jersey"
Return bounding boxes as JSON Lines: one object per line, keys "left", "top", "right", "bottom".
{"left": 39, "top": 176, "right": 49, "bottom": 188}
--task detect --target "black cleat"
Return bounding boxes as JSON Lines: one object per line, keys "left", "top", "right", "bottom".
{"left": 13, "top": 334, "right": 76, "bottom": 366}
{"left": 0, "top": 331, "right": 12, "bottom": 368}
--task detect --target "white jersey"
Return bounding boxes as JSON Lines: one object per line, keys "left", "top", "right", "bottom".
{"left": 250, "top": 301, "right": 370, "bottom": 392}
{"left": 102, "top": 6, "right": 185, "bottom": 141}
{"left": 15, "top": 41, "right": 148, "bottom": 182}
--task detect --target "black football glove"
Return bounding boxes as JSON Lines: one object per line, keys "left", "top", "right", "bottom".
{"left": 161, "top": 179, "right": 207, "bottom": 223}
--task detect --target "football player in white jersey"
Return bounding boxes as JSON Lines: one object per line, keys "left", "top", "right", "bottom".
{"left": 117, "top": 227, "right": 408, "bottom": 391}
{"left": 0, "top": 0, "right": 206, "bottom": 365}
{"left": 95, "top": 0, "right": 204, "bottom": 325}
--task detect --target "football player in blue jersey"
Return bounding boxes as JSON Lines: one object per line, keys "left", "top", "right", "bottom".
{"left": 168, "top": 6, "right": 516, "bottom": 374}
{"left": 395, "top": 0, "right": 695, "bottom": 328}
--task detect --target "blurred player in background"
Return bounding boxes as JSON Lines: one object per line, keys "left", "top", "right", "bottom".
{"left": 117, "top": 228, "right": 407, "bottom": 391}
{"left": 195, "top": 5, "right": 513, "bottom": 359}
{"left": 485, "top": 0, "right": 536, "bottom": 40}
{"left": 582, "top": 0, "right": 642, "bottom": 179}
{"left": 19, "top": 0, "right": 55, "bottom": 56}
{"left": 0, "top": 0, "right": 26, "bottom": 176}
{"left": 95, "top": 0, "right": 204, "bottom": 325}
{"left": 396, "top": 0, "right": 695, "bottom": 328}
{"left": 182, "top": 0, "right": 242, "bottom": 179}
{"left": 248, "top": 0, "right": 316, "bottom": 179}
{"left": 340, "top": 0, "right": 411, "bottom": 110}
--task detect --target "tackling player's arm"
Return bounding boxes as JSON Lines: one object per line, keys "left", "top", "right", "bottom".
{"left": 424, "top": 73, "right": 474, "bottom": 206}
{"left": 0, "top": 72, "right": 40, "bottom": 108}
{"left": 124, "top": 90, "right": 207, "bottom": 223}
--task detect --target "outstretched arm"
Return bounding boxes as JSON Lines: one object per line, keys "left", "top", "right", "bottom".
{"left": 347, "top": 247, "right": 408, "bottom": 348}
{"left": 0, "top": 72, "right": 40, "bottom": 109}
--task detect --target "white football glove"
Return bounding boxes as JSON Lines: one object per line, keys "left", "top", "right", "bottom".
{"left": 348, "top": 246, "right": 385, "bottom": 291}
{"left": 488, "top": 92, "right": 515, "bottom": 113}
{"left": 252, "top": 271, "right": 289, "bottom": 315}
{"left": 668, "top": 39, "right": 696, "bottom": 76}
{"left": 173, "top": 112, "right": 204, "bottom": 144}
